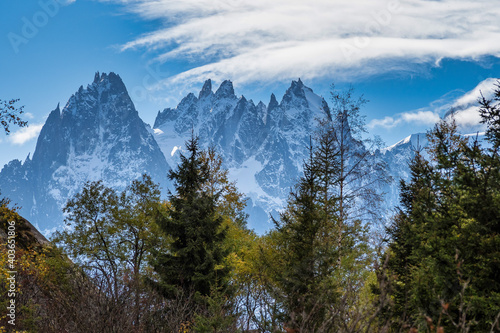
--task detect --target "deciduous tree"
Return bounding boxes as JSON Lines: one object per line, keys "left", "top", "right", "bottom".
{"left": 1, "top": 98, "right": 27, "bottom": 134}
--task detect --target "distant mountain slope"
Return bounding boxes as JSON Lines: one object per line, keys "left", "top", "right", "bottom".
{"left": 0, "top": 73, "right": 170, "bottom": 233}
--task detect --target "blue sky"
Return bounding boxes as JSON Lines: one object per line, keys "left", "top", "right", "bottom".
{"left": 1, "top": 0, "right": 500, "bottom": 168}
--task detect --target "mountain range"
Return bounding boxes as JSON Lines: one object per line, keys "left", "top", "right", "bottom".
{"left": 0, "top": 72, "right": 476, "bottom": 234}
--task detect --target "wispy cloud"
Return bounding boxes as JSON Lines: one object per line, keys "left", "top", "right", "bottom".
{"left": 445, "top": 78, "right": 499, "bottom": 131}
{"left": 369, "top": 78, "right": 500, "bottom": 132}
{"left": 9, "top": 124, "right": 43, "bottom": 145}
{"left": 451, "top": 77, "right": 498, "bottom": 107}
{"left": 109, "top": 0, "right": 500, "bottom": 88}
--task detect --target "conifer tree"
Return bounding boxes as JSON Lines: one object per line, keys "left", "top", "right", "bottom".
{"left": 385, "top": 99, "right": 500, "bottom": 332}
{"left": 385, "top": 148, "right": 436, "bottom": 328}
{"left": 151, "top": 135, "right": 230, "bottom": 303}
{"left": 273, "top": 143, "right": 338, "bottom": 331}
{"left": 272, "top": 133, "right": 374, "bottom": 332}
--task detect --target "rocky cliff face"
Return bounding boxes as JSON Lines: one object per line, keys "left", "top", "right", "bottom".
{"left": 0, "top": 72, "right": 170, "bottom": 232}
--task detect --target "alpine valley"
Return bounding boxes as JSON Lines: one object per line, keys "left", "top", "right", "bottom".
{"left": 0, "top": 72, "right": 466, "bottom": 234}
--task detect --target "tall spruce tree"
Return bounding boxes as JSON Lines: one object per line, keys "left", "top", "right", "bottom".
{"left": 272, "top": 132, "right": 374, "bottom": 332}
{"left": 273, "top": 143, "right": 339, "bottom": 331}
{"left": 151, "top": 135, "right": 229, "bottom": 303}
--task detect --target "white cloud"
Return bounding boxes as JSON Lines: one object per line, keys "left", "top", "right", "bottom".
{"left": 401, "top": 111, "right": 441, "bottom": 125}
{"left": 57, "top": 0, "right": 77, "bottom": 4}
{"left": 452, "top": 78, "right": 498, "bottom": 108}
{"left": 369, "top": 78, "right": 499, "bottom": 132}
{"left": 368, "top": 110, "right": 440, "bottom": 129}
{"left": 445, "top": 78, "right": 500, "bottom": 132}
{"left": 8, "top": 124, "right": 43, "bottom": 145}
{"left": 368, "top": 116, "right": 398, "bottom": 129}
{"left": 109, "top": 0, "right": 500, "bottom": 88}
{"left": 451, "top": 106, "right": 484, "bottom": 128}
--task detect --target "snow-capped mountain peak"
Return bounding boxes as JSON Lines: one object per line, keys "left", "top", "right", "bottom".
{"left": 215, "top": 80, "right": 236, "bottom": 100}
{"left": 152, "top": 78, "right": 332, "bottom": 232}
{"left": 0, "top": 72, "right": 170, "bottom": 233}
{"left": 383, "top": 133, "right": 428, "bottom": 154}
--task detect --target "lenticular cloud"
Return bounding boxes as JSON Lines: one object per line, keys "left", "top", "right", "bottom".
{"left": 117, "top": 0, "right": 500, "bottom": 86}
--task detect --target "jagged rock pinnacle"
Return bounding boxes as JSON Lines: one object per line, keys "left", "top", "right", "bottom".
{"left": 199, "top": 79, "right": 213, "bottom": 99}
{"left": 215, "top": 80, "right": 235, "bottom": 99}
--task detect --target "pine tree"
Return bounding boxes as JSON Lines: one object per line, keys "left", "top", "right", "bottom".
{"left": 151, "top": 135, "right": 230, "bottom": 303}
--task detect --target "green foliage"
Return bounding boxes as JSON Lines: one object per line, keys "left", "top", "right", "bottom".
{"left": 54, "top": 175, "right": 161, "bottom": 278}
{"left": 272, "top": 143, "right": 338, "bottom": 330}
{"left": 192, "top": 286, "right": 238, "bottom": 333}
{"left": 53, "top": 180, "right": 120, "bottom": 293}
{"left": 52, "top": 174, "right": 163, "bottom": 329}
{"left": 151, "top": 136, "right": 230, "bottom": 303}
{"left": 47, "top": 140, "right": 253, "bottom": 331}
{"left": 385, "top": 88, "right": 500, "bottom": 332}
{"left": 115, "top": 174, "right": 163, "bottom": 277}
{"left": 269, "top": 131, "right": 376, "bottom": 331}
{"left": 250, "top": 85, "right": 390, "bottom": 332}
